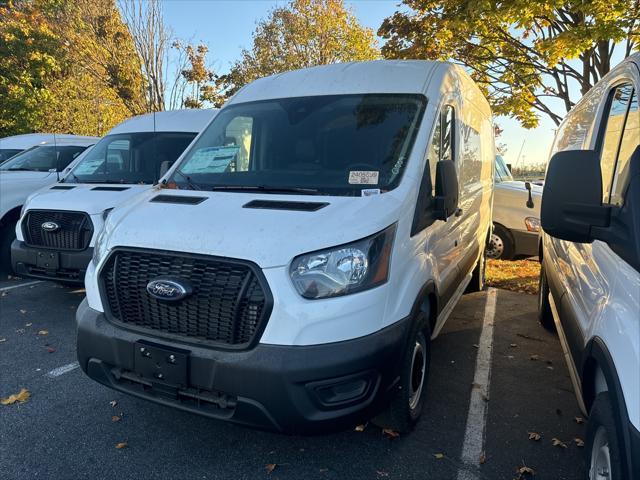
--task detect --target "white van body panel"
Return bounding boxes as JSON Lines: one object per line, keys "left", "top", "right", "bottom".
{"left": 493, "top": 181, "right": 542, "bottom": 228}
{"left": 542, "top": 53, "right": 640, "bottom": 434}
{"left": 85, "top": 61, "right": 494, "bottom": 347}
{"left": 0, "top": 133, "right": 60, "bottom": 151}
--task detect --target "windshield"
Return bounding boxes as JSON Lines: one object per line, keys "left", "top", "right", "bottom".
{"left": 67, "top": 132, "right": 197, "bottom": 184}
{"left": 0, "top": 145, "right": 88, "bottom": 172}
{"left": 170, "top": 94, "right": 426, "bottom": 195}
{"left": 0, "top": 149, "right": 23, "bottom": 163}
{"left": 495, "top": 155, "right": 513, "bottom": 182}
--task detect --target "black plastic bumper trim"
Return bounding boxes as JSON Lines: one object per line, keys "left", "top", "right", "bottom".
{"left": 11, "top": 239, "right": 92, "bottom": 283}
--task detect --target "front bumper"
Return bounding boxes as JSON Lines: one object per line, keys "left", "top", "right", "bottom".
{"left": 512, "top": 230, "right": 540, "bottom": 258}
{"left": 11, "top": 240, "right": 92, "bottom": 283}
{"left": 76, "top": 299, "right": 411, "bottom": 434}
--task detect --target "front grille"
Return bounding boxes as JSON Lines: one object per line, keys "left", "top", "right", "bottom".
{"left": 23, "top": 210, "right": 93, "bottom": 250}
{"left": 101, "top": 249, "right": 271, "bottom": 348}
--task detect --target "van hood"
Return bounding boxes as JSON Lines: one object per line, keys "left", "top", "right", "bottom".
{"left": 103, "top": 189, "right": 406, "bottom": 269}
{"left": 25, "top": 184, "right": 152, "bottom": 215}
{"left": 496, "top": 180, "right": 543, "bottom": 196}
{"left": 0, "top": 171, "right": 57, "bottom": 215}
{"left": 0, "top": 170, "right": 55, "bottom": 182}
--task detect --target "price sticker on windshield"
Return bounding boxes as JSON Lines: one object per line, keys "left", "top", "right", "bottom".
{"left": 348, "top": 171, "right": 379, "bottom": 185}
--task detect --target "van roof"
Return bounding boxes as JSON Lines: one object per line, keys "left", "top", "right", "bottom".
{"left": 228, "top": 60, "right": 490, "bottom": 117}
{"left": 108, "top": 109, "right": 218, "bottom": 135}
{"left": 0, "top": 133, "right": 98, "bottom": 149}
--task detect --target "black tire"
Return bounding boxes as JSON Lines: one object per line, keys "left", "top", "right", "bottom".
{"left": 373, "top": 312, "right": 431, "bottom": 433}
{"left": 537, "top": 264, "right": 555, "bottom": 332}
{"left": 0, "top": 223, "right": 16, "bottom": 277}
{"left": 486, "top": 224, "right": 515, "bottom": 260}
{"left": 586, "top": 392, "right": 626, "bottom": 480}
{"left": 466, "top": 248, "right": 486, "bottom": 293}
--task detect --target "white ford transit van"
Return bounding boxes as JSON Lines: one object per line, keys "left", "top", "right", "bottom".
{"left": 539, "top": 53, "right": 639, "bottom": 479}
{"left": 0, "top": 133, "right": 61, "bottom": 163}
{"left": 11, "top": 109, "right": 217, "bottom": 283}
{"left": 77, "top": 61, "right": 494, "bottom": 434}
{"left": 488, "top": 154, "right": 542, "bottom": 259}
{"left": 0, "top": 135, "right": 98, "bottom": 274}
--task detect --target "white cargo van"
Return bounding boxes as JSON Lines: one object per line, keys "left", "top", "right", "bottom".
{"left": 488, "top": 154, "right": 542, "bottom": 259}
{"left": 539, "top": 53, "right": 639, "bottom": 479}
{"left": 77, "top": 61, "right": 494, "bottom": 434}
{"left": 11, "top": 109, "right": 217, "bottom": 283}
{"left": 0, "top": 133, "right": 60, "bottom": 163}
{"left": 0, "top": 135, "right": 98, "bottom": 274}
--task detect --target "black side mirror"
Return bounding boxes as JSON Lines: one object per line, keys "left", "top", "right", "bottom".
{"left": 434, "top": 160, "right": 459, "bottom": 220}
{"left": 541, "top": 150, "right": 611, "bottom": 243}
{"left": 525, "top": 181, "right": 534, "bottom": 209}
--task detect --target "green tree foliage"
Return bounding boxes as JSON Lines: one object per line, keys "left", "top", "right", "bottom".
{"left": 0, "top": 0, "right": 146, "bottom": 137}
{"left": 220, "top": 0, "right": 380, "bottom": 100}
{"left": 379, "top": 0, "right": 639, "bottom": 128}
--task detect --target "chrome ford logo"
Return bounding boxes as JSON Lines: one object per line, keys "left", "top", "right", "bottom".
{"left": 146, "top": 278, "right": 192, "bottom": 301}
{"left": 41, "top": 221, "right": 60, "bottom": 232}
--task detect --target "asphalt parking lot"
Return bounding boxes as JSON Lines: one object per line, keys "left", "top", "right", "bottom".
{"left": 1, "top": 278, "right": 587, "bottom": 480}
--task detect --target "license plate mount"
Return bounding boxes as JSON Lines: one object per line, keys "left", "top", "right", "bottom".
{"left": 35, "top": 250, "right": 59, "bottom": 270}
{"left": 134, "top": 341, "right": 189, "bottom": 387}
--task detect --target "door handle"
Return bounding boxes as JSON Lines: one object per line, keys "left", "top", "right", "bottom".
{"left": 455, "top": 208, "right": 463, "bottom": 217}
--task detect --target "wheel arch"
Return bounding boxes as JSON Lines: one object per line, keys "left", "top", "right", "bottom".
{"left": 410, "top": 280, "right": 438, "bottom": 335}
{"left": 0, "top": 205, "right": 21, "bottom": 230}
{"left": 582, "top": 336, "right": 635, "bottom": 478}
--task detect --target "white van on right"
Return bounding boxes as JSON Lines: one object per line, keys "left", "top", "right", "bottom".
{"left": 539, "top": 53, "right": 639, "bottom": 479}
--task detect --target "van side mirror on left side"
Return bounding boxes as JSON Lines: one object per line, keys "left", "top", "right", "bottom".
{"left": 434, "top": 160, "right": 459, "bottom": 221}
{"left": 541, "top": 150, "right": 611, "bottom": 243}
{"left": 525, "top": 181, "right": 534, "bottom": 209}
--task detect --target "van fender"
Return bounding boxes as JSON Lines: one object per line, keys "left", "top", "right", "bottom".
{"left": 582, "top": 337, "right": 635, "bottom": 478}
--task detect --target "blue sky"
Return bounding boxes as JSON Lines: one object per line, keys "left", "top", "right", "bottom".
{"left": 162, "top": 0, "right": 557, "bottom": 167}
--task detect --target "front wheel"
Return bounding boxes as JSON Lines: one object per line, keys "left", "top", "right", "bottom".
{"left": 373, "top": 312, "right": 430, "bottom": 433}
{"left": 586, "top": 393, "right": 626, "bottom": 480}
{"left": 486, "top": 224, "right": 515, "bottom": 260}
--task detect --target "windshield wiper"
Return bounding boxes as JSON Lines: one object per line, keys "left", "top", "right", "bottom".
{"left": 209, "top": 185, "right": 320, "bottom": 195}
{"left": 173, "top": 170, "right": 201, "bottom": 191}
{"left": 5, "top": 167, "right": 34, "bottom": 171}
{"left": 62, "top": 171, "right": 81, "bottom": 183}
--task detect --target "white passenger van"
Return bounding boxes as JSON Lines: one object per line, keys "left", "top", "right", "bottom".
{"left": 0, "top": 135, "right": 98, "bottom": 274}
{"left": 488, "top": 154, "right": 542, "bottom": 259}
{"left": 77, "top": 61, "right": 494, "bottom": 434}
{"left": 0, "top": 133, "right": 60, "bottom": 163}
{"left": 11, "top": 109, "right": 216, "bottom": 283}
{"left": 539, "top": 53, "right": 639, "bottom": 479}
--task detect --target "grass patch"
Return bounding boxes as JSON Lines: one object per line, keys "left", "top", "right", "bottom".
{"left": 486, "top": 258, "right": 540, "bottom": 295}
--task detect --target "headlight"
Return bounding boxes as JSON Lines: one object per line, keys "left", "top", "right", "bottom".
{"left": 92, "top": 226, "right": 109, "bottom": 266}
{"left": 290, "top": 224, "right": 396, "bottom": 299}
{"left": 525, "top": 216, "right": 541, "bottom": 232}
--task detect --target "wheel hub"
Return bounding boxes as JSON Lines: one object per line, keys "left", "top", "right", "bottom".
{"left": 408, "top": 337, "right": 426, "bottom": 411}
{"left": 486, "top": 233, "right": 504, "bottom": 259}
{"left": 590, "top": 426, "right": 612, "bottom": 480}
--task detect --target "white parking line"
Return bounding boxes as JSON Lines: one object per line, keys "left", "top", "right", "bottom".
{"left": 0, "top": 280, "right": 43, "bottom": 292}
{"left": 45, "top": 362, "right": 79, "bottom": 378}
{"left": 456, "top": 288, "right": 497, "bottom": 480}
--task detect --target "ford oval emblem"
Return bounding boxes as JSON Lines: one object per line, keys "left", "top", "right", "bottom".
{"left": 41, "top": 221, "right": 60, "bottom": 232}
{"left": 146, "top": 278, "right": 192, "bottom": 301}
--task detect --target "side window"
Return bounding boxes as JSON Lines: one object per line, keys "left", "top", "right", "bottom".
{"left": 598, "top": 83, "right": 634, "bottom": 203}
{"left": 428, "top": 105, "right": 455, "bottom": 192}
{"left": 610, "top": 88, "right": 639, "bottom": 206}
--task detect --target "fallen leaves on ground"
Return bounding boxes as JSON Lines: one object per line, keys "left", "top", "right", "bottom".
{"left": 527, "top": 431, "right": 541, "bottom": 441}
{"left": 0, "top": 338, "right": 6, "bottom": 343}
{"left": 25, "top": 322, "right": 32, "bottom": 327}
{"left": 515, "top": 464, "right": 536, "bottom": 478}
{"left": 376, "top": 471, "right": 389, "bottom": 477}
{"left": 1, "top": 389, "right": 30, "bottom": 405}
{"left": 510, "top": 343, "right": 517, "bottom": 348}
{"left": 574, "top": 437, "right": 585, "bottom": 447}
{"left": 529, "top": 355, "right": 540, "bottom": 361}
{"left": 109, "top": 400, "right": 118, "bottom": 408}
{"left": 354, "top": 423, "right": 367, "bottom": 432}
{"left": 552, "top": 437, "right": 568, "bottom": 448}
{"left": 111, "top": 414, "right": 122, "bottom": 422}
{"left": 486, "top": 259, "right": 540, "bottom": 295}
{"left": 115, "top": 441, "right": 128, "bottom": 449}
{"left": 574, "top": 416, "right": 584, "bottom": 424}
{"left": 46, "top": 346, "right": 56, "bottom": 353}
{"left": 433, "top": 453, "right": 444, "bottom": 459}
{"left": 382, "top": 428, "right": 400, "bottom": 439}
{"left": 19, "top": 309, "right": 27, "bottom": 314}
{"left": 479, "top": 452, "right": 486, "bottom": 464}
{"left": 37, "top": 330, "right": 48, "bottom": 336}
{"left": 265, "top": 464, "right": 277, "bottom": 474}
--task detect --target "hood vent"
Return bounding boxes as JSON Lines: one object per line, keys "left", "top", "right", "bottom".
{"left": 243, "top": 200, "right": 329, "bottom": 212}
{"left": 91, "top": 186, "right": 130, "bottom": 192}
{"left": 150, "top": 194, "right": 207, "bottom": 205}
{"left": 50, "top": 185, "right": 76, "bottom": 190}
